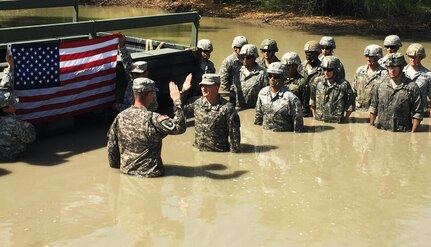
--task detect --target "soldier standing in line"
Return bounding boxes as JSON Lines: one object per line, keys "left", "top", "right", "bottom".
{"left": 352, "top": 44, "right": 387, "bottom": 111}
{"left": 297, "top": 40, "right": 322, "bottom": 117}
{"left": 219, "top": 35, "right": 248, "bottom": 94}
{"left": 370, "top": 53, "right": 423, "bottom": 132}
{"left": 318, "top": 36, "right": 345, "bottom": 80}
{"left": 310, "top": 56, "right": 355, "bottom": 123}
{"left": 181, "top": 74, "right": 241, "bottom": 153}
{"left": 255, "top": 62, "right": 304, "bottom": 132}
{"left": 281, "top": 51, "right": 308, "bottom": 116}
{"left": 197, "top": 39, "right": 216, "bottom": 74}
{"left": 403, "top": 43, "right": 431, "bottom": 117}
{"left": 114, "top": 34, "right": 158, "bottom": 113}
{"left": 107, "top": 78, "right": 186, "bottom": 177}
{"left": 258, "top": 38, "right": 280, "bottom": 70}
{"left": 0, "top": 90, "right": 36, "bottom": 161}
{"left": 233, "top": 44, "right": 268, "bottom": 109}
{"left": 379, "top": 34, "right": 402, "bottom": 68}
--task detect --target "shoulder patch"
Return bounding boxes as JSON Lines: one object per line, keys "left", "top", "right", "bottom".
{"left": 160, "top": 118, "right": 175, "bottom": 131}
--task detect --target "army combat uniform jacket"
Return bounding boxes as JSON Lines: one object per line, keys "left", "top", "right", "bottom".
{"left": 353, "top": 64, "right": 387, "bottom": 111}
{"left": 403, "top": 64, "right": 431, "bottom": 115}
{"left": 369, "top": 75, "right": 423, "bottom": 132}
{"left": 184, "top": 96, "right": 240, "bottom": 153}
{"left": 0, "top": 115, "right": 36, "bottom": 160}
{"left": 255, "top": 85, "right": 304, "bottom": 132}
{"left": 219, "top": 52, "right": 243, "bottom": 92}
{"left": 234, "top": 65, "right": 268, "bottom": 109}
{"left": 310, "top": 76, "right": 355, "bottom": 123}
{"left": 107, "top": 99, "right": 186, "bottom": 177}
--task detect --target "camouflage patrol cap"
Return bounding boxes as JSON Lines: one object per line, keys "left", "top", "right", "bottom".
{"left": 383, "top": 34, "right": 402, "bottom": 47}
{"left": 267, "top": 62, "right": 286, "bottom": 75}
{"left": 321, "top": 56, "right": 340, "bottom": 70}
{"left": 199, "top": 73, "right": 221, "bottom": 85}
{"left": 197, "top": 39, "right": 213, "bottom": 51}
{"left": 364, "top": 44, "right": 383, "bottom": 58}
{"left": 385, "top": 53, "right": 407, "bottom": 67}
{"left": 131, "top": 61, "right": 148, "bottom": 74}
{"left": 304, "top": 41, "right": 320, "bottom": 52}
{"left": 0, "top": 90, "right": 19, "bottom": 108}
{"left": 406, "top": 43, "right": 426, "bottom": 59}
{"left": 132, "top": 77, "right": 159, "bottom": 92}
{"left": 319, "top": 36, "right": 336, "bottom": 49}
{"left": 232, "top": 36, "right": 248, "bottom": 48}
{"left": 260, "top": 38, "right": 279, "bottom": 52}
{"left": 281, "top": 52, "right": 301, "bottom": 66}
{"left": 240, "top": 44, "right": 259, "bottom": 58}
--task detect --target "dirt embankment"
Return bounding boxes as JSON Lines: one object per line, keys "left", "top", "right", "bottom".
{"left": 80, "top": 0, "right": 431, "bottom": 39}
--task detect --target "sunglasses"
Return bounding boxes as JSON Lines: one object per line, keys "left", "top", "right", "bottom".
{"left": 242, "top": 56, "right": 254, "bottom": 60}
{"left": 321, "top": 46, "right": 332, "bottom": 50}
{"left": 385, "top": 46, "right": 397, "bottom": 50}
{"left": 322, "top": 68, "right": 335, "bottom": 72}
{"left": 268, "top": 74, "right": 282, "bottom": 79}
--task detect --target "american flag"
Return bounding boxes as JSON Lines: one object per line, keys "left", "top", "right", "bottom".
{"left": 12, "top": 34, "right": 119, "bottom": 124}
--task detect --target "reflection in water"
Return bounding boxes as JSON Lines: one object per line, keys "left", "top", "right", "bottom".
{"left": 1, "top": 6, "right": 431, "bottom": 247}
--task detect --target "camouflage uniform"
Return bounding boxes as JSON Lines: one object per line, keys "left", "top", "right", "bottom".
{"left": 403, "top": 65, "right": 431, "bottom": 115}
{"left": 219, "top": 52, "right": 242, "bottom": 92}
{"left": 201, "top": 60, "right": 216, "bottom": 74}
{"left": 255, "top": 85, "right": 304, "bottom": 132}
{"left": 115, "top": 46, "right": 158, "bottom": 112}
{"left": 353, "top": 64, "right": 387, "bottom": 111}
{"left": 1, "top": 68, "right": 14, "bottom": 89}
{"left": 369, "top": 75, "right": 422, "bottom": 131}
{"left": 258, "top": 56, "right": 280, "bottom": 70}
{"left": 298, "top": 60, "right": 322, "bottom": 116}
{"left": 233, "top": 65, "right": 267, "bottom": 109}
{"left": 310, "top": 76, "right": 355, "bottom": 123}
{"left": 107, "top": 78, "right": 186, "bottom": 177}
{"left": 184, "top": 96, "right": 240, "bottom": 153}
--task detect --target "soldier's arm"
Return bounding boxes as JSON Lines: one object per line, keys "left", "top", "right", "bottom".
{"left": 107, "top": 120, "right": 121, "bottom": 168}
{"left": 219, "top": 57, "right": 232, "bottom": 92}
{"left": 228, "top": 108, "right": 241, "bottom": 153}
{"left": 292, "top": 96, "right": 304, "bottom": 132}
{"left": 118, "top": 34, "right": 133, "bottom": 73}
{"left": 411, "top": 84, "right": 423, "bottom": 132}
{"left": 344, "top": 81, "right": 355, "bottom": 122}
{"left": 254, "top": 96, "right": 263, "bottom": 125}
{"left": 309, "top": 82, "right": 317, "bottom": 118}
{"left": 16, "top": 121, "right": 36, "bottom": 144}
{"left": 369, "top": 82, "right": 379, "bottom": 126}
{"left": 1, "top": 51, "right": 14, "bottom": 89}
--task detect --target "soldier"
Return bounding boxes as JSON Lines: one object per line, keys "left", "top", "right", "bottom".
{"left": 219, "top": 35, "right": 248, "bottom": 93}
{"left": 352, "top": 44, "right": 387, "bottom": 111}
{"left": 379, "top": 34, "right": 402, "bottom": 68}
{"left": 258, "top": 38, "right": 280, "bottom": 70}
{"left": 182, "top": 74, "right": 240, "bottom": 153}
{"left": 403, "top": 43, "right": 431, "bottom": 117}
{"left": 0, "top": 90, "right": 36, "bottom": 160}
{"left": 281, "top": 52, "right": 308, "bottom": 116}
{"left": 255, "top": 62, "right": 304, "bottom": 132}
{"left": 1, "top": 51, "right": 14, "bottom": 89}
{"left": 318, "top": 36, "right": 345, "bottom": 80}
{"left": 107, "top": 78, "right": 186, "bottom": 177}
{"left": 233, "top": 44, "right": 268, "bottom": 109}
{"left": 297, "top": 40, "right": 322, "bottom": 116}
{"left": 370, "top": 53, "right": 422, "bottom": 132}
{"left": 197, "top": 39, "right": 216, "bottom": 74}
{"left": 114, "top": 34, "right": 158, "bottom": 113}
{"left": 310, "top": 56, "right": 355, "bottom": 123}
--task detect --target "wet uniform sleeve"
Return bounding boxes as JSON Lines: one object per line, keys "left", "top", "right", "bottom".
{"left": 107, "top": 118, "right": 120, "bottom": 168}
{"left": 152, "top": 99, "right": 186, "bottom": 135}
{"left": 344, "top": 81, "right": 355, "bottom": 112}
{"left": 254, "top": 95, "right": 263, "bottom": 125}
{"left": 228, "top": 107, "right": 241, "bottom": 153}
{"left": 292, "top": 96, "right": 304, "bottom": 132}
{"left": 219, "top": 57, "right": 232, "bottom": 92}
{"left": 411, "top": 84, "right": 423, "bottom": 120}
{"left": 119, "top": 46, "right": 133, "bottom": 73}
{"left": 369, "top": 82, "right": 379, "bottom": 114}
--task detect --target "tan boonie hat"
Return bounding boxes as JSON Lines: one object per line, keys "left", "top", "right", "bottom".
{"left": 132, "top": 77, "right": 159, "bottom": 92}
{"left": 131, "top": 61, "right": 148, "bottom": 74}
{"left": 0, "top": 90, "right": 19, "bottom": 108}
{"left": 199, "top": 73, "right": 221, "bottom": 85}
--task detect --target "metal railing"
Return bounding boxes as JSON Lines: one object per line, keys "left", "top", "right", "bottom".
{"left": 0, "top": 0, "right": 79, "bottom": 21}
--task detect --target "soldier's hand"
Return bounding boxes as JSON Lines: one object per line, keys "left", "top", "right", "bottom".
{"left": 181, "top": 73, "right": 193, "bottom": 92}
{"left": 116, "top": 32, "right": 126, "bottom": 48}
{"left": 169, "top": 82, "right": 180, "bottom": 101}
{"left": 5, "top": 53, "right": 13, "bottom": 69}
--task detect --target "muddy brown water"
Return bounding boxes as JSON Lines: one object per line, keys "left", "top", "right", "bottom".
{"left": 1, "top": 6, "right": 431, "bottom": 247}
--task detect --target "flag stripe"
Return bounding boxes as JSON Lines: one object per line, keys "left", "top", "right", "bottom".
{"left": 59, "top": 43, "right": 118, "bottom": 62}
{"left": 59, "top": 34, "right": 119, "bottom": 49}
{"left": 59, "top": 55, "right": 117, "bottom": 74}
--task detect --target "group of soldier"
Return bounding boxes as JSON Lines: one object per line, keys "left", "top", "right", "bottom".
{"left": 107, "top": 33, "right": 429, "bottom": 178}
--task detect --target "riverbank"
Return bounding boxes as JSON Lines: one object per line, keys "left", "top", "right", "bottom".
{"left": 80, "top": 0, "right": 431, "bottom": 39}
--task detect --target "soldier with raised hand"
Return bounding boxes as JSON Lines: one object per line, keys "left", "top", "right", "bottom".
{"left": 258, "top": 38, "right": 280, "bottom": 70}
{"left": 370, "top": 53, "right": 423, "bottom": 132}
{"left": 182, "top": 73, "right": 241, "bottom": 153}
{"left": 310, "top": 56, "right": 355, "bottom": 123}
{"left": 379, "top": 34, "right": 402, "bottom": 68}
{"left": 403, "top": 43, "right": 431, "bottom": 117}
{"left": 353, "top": 44, "right": 387, "bottom": 111}
{"left": 107, "top": 78, "right": 186, "bottom": 177}
{"left": 0, "top": 90, "right": 36, "bottom": 161}
{"left": 255, "top": 62, "right": 304, "bottom": 132}
{"left": 219, "top": 35, "right": 248, "bottom": 92}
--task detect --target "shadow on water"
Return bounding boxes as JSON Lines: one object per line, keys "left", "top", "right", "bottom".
{"left": 164, "top": 163, "right": 248, "bottom": 179}
{"left": 350, "top": 116, "right": 371, "bottom": 124}
{"left": 304, "top": 124, "right": 335, "bottom": 133}
{"left": 240, "top": 143, "right": 277, "bottom": 154}
{"left": 0, "top": 167, "right": 11, "bottom": 176}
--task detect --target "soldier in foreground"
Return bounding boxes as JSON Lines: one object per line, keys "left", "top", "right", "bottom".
{"left": 0, "top": 90, "right": 36, "bottom": 160}
{"left": 310, "top": 56, "right": 355, "bottom": 123}
{"left": 107, "top": 78, "right": 186, "bottom": 177}
{"left": 182, "top": 74, "right": 241, "bottom": 153}
{"left": 370, "top": 53, "right": 422, "bottom": 132}
{"left": 255, "top": 62, "right": 304, "bottom": 132}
